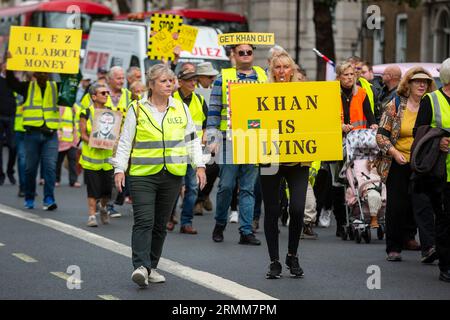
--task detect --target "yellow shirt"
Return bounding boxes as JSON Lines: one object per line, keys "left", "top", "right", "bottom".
{"left": 395, "top": 108, "right": 418, "bottom": 162}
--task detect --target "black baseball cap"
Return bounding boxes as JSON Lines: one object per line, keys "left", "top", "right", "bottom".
{"left": 97, "top": 67, "right": 107, "bottom": 74}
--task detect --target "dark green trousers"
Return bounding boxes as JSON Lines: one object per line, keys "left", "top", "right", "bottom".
{"left": 130, "top": 171, "right": 182, "bottom": 270}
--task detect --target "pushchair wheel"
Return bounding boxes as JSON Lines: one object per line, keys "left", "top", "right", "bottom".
{"left": 348, "top": 226, "right": 355, "bottom": 240}
{"left": 377, "top": 224, "right": 385, "bottom": 240}
{"left": 362, "top": 227, "right": 371, "bottom": 244}
{"left": 354, "top": 229, "right": 361, "bottom": 244}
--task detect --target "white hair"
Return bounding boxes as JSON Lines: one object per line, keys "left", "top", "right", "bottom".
{"left": 108, "top": 66, "right": 124, "bottom": 79}
{"left": 267, "top": 45, "right": 287, "bottom": 60}
{"left": 440, "top": 58, "right": 450, "bottom": 85}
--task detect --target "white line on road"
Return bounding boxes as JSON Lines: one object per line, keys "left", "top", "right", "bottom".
{"left": 0, "top": 203, "right": 276, "bottom": 300}
{"left": 98, "top": 295, "right": 120, "bottom": 300}
{"left": 50, "top": 272, "right": 83, "bottom": 284}
{"left": 0, "top": 242, "right": 4, "bottom": 246}
{"left": 12, "top": 253, "right": 38, "bottom": 263}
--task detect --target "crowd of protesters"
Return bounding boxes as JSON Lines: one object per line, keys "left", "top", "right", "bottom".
{"left": 1, "top": 43, "right": 449, "bottom": 287}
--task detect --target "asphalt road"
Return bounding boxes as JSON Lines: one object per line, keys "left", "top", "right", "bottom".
{"left": 0, "top": 171, "right": 449, "bottom": 301}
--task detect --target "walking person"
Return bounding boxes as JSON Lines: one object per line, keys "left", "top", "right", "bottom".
{"left": 112, "top": 64, "right": 206, "bottom": 288}
{"left": 55, "top": 105, "right": 81, "bottom": 187}
{"left": 207, "top": 43, "right": 267, "bottom": 245}
{"left": 79, "top": 83, "right": 115, "bottom": 227}
{"left": 5, "top": 53, "right": 60, "bottom": 210}
{"left": 376, "top": 67, "right": 436, "bottom": 261}
{"left": 262, "top": 52, "right": 309, "bottom": 279}
{"left": 0, "top": 61, "right": 17, "bottom": 186}
{"left": 173, "top": 66, "right": 208, "bottom": 234}
{"left": 413, "top": 58, "right": 450, "bottom": 282}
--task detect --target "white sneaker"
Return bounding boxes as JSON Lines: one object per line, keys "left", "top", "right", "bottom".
{"left": 318, "top": 209, "right": 331, "bottom": 228}
{"left": 131, "top": 266, "right": 149, "bottom": 288}
{"left": 149, "top": 269, "right": 166, "bottom": 283}
{"left": 86, "top": 215, "right": 98, "bottom": 227}
{"left": 229, "top": 211, "right": 239, "bottom": 223}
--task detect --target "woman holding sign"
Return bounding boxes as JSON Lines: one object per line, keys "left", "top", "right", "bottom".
{"left": 261, "top": 52, "right": 309, "bottom": 279}
{"left": 112, "top": 64, "right": 206, "bottom": 288}
{"left": 79, "top": 83, "right": 116, "bottom": 227}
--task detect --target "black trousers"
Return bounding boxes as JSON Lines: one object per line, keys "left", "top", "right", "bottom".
{"left": 56, "top": 147, "right": 78, "bottom": 185}
{"left": 314, "top": 168, "right": 333, "bottom": 214}
{"left": 385, "top": 161, "right": 417, "bottom": 253}
{"left": 0, "top": 116, "right": 16, "bottom": 177}
{"left": 261, "top": 165, "right": 308, "bottom": 262}
{"left": 130, "top": 171, "right": 182, "bottom": 270}
{"left": 411, "top": 191, "right": 436, "bottom": 254}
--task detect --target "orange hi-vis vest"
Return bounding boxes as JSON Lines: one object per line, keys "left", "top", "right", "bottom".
{"left": 341, "top": 87, "right": 368, "bottom": 130}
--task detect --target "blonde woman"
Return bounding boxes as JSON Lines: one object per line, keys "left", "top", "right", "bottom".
{"left": 262, "top": 52, "right": 309, "bottom": 279}
{"left": 112, "top": 64, "right": 206, "bottom": 288}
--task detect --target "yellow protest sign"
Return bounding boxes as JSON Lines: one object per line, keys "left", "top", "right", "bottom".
{"left": 178, "top": 25, "right": 198, "bottom": 52}
{"left": 148, "top": 14, "right": 183, "bottom": 60}
{"left": 218, "top": 33, "right": 275, "bottom": 46}
{"left": 7, "top": 26, "right": 82, "bottom": 74}
{"left": 229, "top": 81, "right": 343, "bottom": 164}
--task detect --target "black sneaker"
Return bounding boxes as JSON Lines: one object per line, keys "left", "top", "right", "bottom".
{"left": 421, "top": 246, "right": 438, "bottom": 264}
{"left": 212, "top": 224, "right": 225, "bottom": 242}
{"left": 266, "top": 260, "right": 282, "bottom": 279}
{"left": 239, "top": 233, "right": 261, "bottom": 245}
{"left": 336, "top": 225, "right": 345, "bottom": 238}
{"left": 7, "top": 173, "right": 16, "bottom": 185}
{"left": 285, "top": 254, "right": 304, "bottom": 278}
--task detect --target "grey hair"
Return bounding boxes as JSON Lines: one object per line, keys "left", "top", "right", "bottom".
{"left": 146, "top": 64, "right": 176, "bottom": 95}
{"left": 108, "top": 66, "right": 124, "bottom": 79}
{"left": 88, "top": 82, "right": 107, "bottom": 96}
{"left": 267, "top": 45, "right": 287, "bottom": 60}
{"left": 440, "top": 58, "right": 450, "bottom": 85}
{"left": 126, "top": 66, "right": 141, "bottom": 78}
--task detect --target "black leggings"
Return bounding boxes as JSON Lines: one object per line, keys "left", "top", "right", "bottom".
{"left": 261, "top": 165, "right": 309, "bottom": 262}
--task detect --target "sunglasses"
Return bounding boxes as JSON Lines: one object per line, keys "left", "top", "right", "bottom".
{"left": 97, "top": 90, "right": 110, "bottom": 96}
{"left": 238, "top": 50, "right": 253, "bottom": 57}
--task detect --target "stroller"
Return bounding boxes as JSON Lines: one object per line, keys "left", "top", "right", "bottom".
{"left": 339, "top": 129, "right": 386, "bottom": 243}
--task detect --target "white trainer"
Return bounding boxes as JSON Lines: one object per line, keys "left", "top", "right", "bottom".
{"left": 318, "top": 209, "right": 331, "bottom": 228}
{"left": 229, "top": 211, "right": 239, "bottom": 223}
{"left": 131, "top": 266, "right": 149, "bottom": 288}
{"left": 149, "top": 269, "right": 166, "bottom": 283}
{"left": 86, "top": 215, "right": 98, "bottom": 227}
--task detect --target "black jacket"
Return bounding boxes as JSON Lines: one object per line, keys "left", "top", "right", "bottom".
{"left": 0, "top": 76, "right": 17, "bottom": 117}
{"left": 410, "top": 125, "right": 448, "bottom": 192}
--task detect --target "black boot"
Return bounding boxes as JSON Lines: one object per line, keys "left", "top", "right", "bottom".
{"left": 212, "top": 224, "right": 225, "bottom": 242}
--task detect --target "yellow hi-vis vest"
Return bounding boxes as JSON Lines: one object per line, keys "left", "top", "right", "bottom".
{"left": 79, "top": 105, "right": 113, "bottom": 171}
{"left": 22, "top": 81, "right": 59, "bottom": 129}
{"left": 73, "top": 103, "right": 82, "bottom": 135}
{"left": 105, "top": 88, "right": 132, "bottom": 116}
{"left": 173, "top": 91, "right": 205, "bottom": 140}
{"left": 359, "top": 77, "right": 375, "bottom": 114}
{"left": 59, "top": 106, "right": 75, "bottom": 142}
{"left": 220, "top": 66, "right": 268, "bottom": 131}
{"left": 427, "top": 90, "right": 450, "bottom": 182}
{"left": 14, "top": 104, "right": 25, "bottom": 133}
{"left": 309, "top": 161, "right": 321, "bottom": 186}
{"left": 80, "top": 93, "right": 92, "bottom": 110}
{"left": 128, "top": 99, "right": 189, "bottom": 177}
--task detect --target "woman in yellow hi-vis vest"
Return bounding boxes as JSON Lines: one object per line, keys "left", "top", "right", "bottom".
{"left": 79, "top": 83, "right": 115, "bottom": 227}
{"left": 112, "top": 64, "right": 206, "bottom": 288}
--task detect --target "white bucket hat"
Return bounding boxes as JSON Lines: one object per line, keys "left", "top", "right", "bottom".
{"left": 196, "top": 62, "right": 219, "bottom": 76}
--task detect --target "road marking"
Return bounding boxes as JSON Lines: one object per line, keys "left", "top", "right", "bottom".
{"left": 12, "top": 253, "right": 38, "bottom": 263}
{"left": 0, "top": 242, "right": 4, "bottom": 246}
{"left": 0, "top": 203, "right": 276, "bottom": 300}
{"left": 98, "top": 295, "right": 120, "bottom": 300}
{"left": 50, "top": 271, "right": 83, "bottom": 284}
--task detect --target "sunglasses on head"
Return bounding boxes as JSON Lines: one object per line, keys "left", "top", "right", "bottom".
{"left": 238, "top": 50, "right": 253, "bottom": 57}
{"left": 98, "top": 90, "right": 110, "bottom": 96}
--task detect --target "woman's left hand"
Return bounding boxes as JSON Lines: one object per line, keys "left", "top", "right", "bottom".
{"left": 439, "top": 137, "right": 450, "bottom": 153}
{"left": 370, "top": 124, "right": 379, "bottom": 130}
{"left": 196, "top": 167, "right": 207, "bottom": 190}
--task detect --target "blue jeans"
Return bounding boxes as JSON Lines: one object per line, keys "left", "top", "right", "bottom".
{"left": 215, "top": 164, "right": 258, "bottom": 235}
{"left": 24, "top": 131, "right": 58, "bottom": 202}
{"left": 15, "top": 132, "right": 26, "bottom": 192}
{"left": 180, "top": 165, "right": 198, "bottom": 226}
